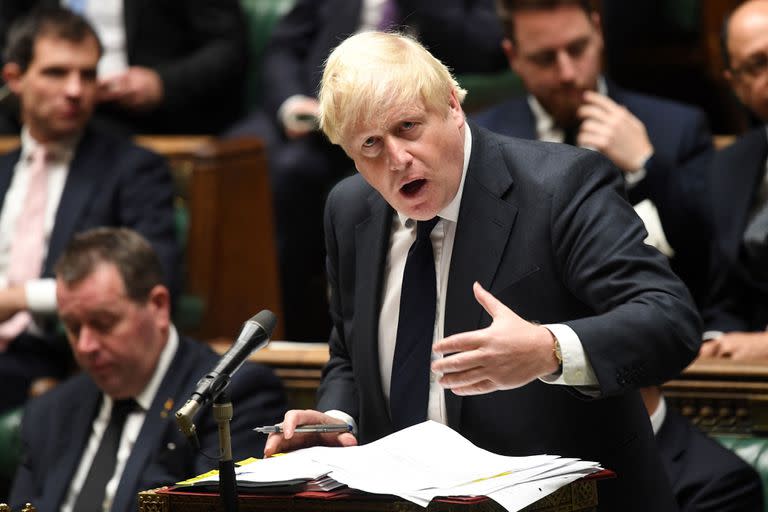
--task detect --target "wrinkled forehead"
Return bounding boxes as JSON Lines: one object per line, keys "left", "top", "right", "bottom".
{"left": 340, "top": 98, "right": 436, "bottom": 152}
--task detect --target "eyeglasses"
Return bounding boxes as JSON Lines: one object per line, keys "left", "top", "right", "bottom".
{"left": 731, "top": 52, "right": 768, "bottom": 79}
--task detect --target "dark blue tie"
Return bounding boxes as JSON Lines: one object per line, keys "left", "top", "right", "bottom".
{"left": 73, "top": 398, "right": 137, "bottom": 512}
{"left": 390, "top": 217, "right": 439, "bottom": 431}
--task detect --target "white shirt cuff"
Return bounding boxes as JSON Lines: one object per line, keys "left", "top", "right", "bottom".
{"left": 624, "top": 166, "right": 647, "bottom": 188}
{"left": 702, "top": 330, "right": 724, "bottom": 341}
{"left": 539, "top": 323, "right": 599, "bottom": 387}
{"left": 25, "top": 278, "right": 57, "bottom": 314}
{"left": 278, "top": 94, "right": 314, "bottom": 127}
{"left": 324, "top": 409, "right": 358, "bottom": 436}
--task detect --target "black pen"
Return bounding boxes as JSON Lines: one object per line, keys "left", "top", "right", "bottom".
{"left": 253, "top": 423, "right": 353, "bottom": 434}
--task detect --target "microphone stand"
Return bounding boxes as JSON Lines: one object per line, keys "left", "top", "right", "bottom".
{"left": 213, "top": 390, "right": 239, "bottom": 512}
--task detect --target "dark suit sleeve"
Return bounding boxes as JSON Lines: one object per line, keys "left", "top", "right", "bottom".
{"left": 192, "top": 361, "right": 287, "bottom": 471}
{"left": 9, "top": 394, "right": 52, "bottom": 508}
{"left": 315, "top": 184, "right": 359, "bottom": 418}
{"left": 678, "top": 465, "right": 764, "bottom": 512}
{"left": 550, "top": 151, "right": 701, "bottom": 394}
{"left": 114, "top": 147, "right": 180, "bottom": 298}
{"left": 396, "top": 0, "right": 505, "bottom": 74}
{"left": 260, "top": 0, "right": 326, "bottom": 119}
{"left": 148, "top": 0, "right": 247, "bottom": 116}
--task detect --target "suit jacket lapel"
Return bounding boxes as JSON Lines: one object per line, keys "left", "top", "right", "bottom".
{"left": 655, "top": 411, "right": 687, "bottom": 487}
{"left": 715, "top": 129, "right": 768, "bottom": 260}
{"left": 112, "top": 341, "right": 190, "bottom": 512}
{"left": 355, "top": 190, "right": 393, "bottom": 432}
{"left": 122, "top": 0, "right": 140, "bottom": 61}
{"left": 444, "top": 124, "right": 517, "bottom": 428}
{"left": 44, "top": 131, "right": 100, "bottom": 275}
{"left": 0, "top": 149, "right": 21, "bottom": 215}
{"left": 43, "top": 384, "right": 101, "bottom": 511}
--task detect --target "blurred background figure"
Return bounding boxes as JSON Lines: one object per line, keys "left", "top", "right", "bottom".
{"left": 0, "top": 0, "right": 248, "bottom": 135}
{"left": 227, "top": 0, "right": 507, "bottom": 341}
{"left": 641, "top": 386, "right": 763, "bottom": 512}
{"left": 9, "top": 227, "right": 286, "bottom": 512}
{"left": 474, "top": 0, "right": 715, "bottom": 307}
{"left": 700, "top": 0, "right": 768, "bottom": 360}
{"left": 0, "top": 7, "right": 179, "bottom": 414}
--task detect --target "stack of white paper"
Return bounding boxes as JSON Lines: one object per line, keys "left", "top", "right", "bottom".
{"left": 196, "top": 421, "right": 601, "bottom": 511}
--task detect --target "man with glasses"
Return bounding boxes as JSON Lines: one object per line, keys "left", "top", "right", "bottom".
{"left": 699, "top": 0, "right": 768, "bottom": 360}
{"left": 474, "top": 0, "right": 715, "bottom": 306}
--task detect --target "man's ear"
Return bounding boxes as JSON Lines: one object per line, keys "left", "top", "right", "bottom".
{"left": 147, "top": 284, "right": 171, "bottom": 327}
{"left": 502, "top": 38, "right": 517, "bottom": 71}
{"left": 2, "top": 62, "right": 23, "bottom": 95}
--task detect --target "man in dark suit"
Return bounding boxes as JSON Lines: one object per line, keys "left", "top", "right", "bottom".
{"left": 9, "top": 227, "right": 287, "bottom": 512}
{"left": 0, "top": 8, "right": 178, "bottom": 412}
{"left": 0, "top": 0, "right": 247, "bottom": 134}
{"left": 264, "top": 31, "right": 702, "bottom": 511}
{"left": 641, "top": 387, "right": 764, "bottom": 511}
{"left": 473, "top": 0, "right": 714, "bottom": 306}
{"left": 227, "top": 0, "right": 507, "bottom": 341}
{"left": 699, "top": 0, "right": 768, "bottom": 359}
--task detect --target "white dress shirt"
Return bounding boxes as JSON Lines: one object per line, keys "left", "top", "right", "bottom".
{"left": 70, "top": 0, "right": 129, "bottom": 78}
{"left": 0, "top": 128, "right": 77, "bottom": 318}
{"left": 61, "top": 326, "right": 179, "bottom": 512}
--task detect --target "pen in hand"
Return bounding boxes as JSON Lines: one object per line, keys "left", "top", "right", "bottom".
{"left": 254, "top": 423, "right": 353, "bottom": 434}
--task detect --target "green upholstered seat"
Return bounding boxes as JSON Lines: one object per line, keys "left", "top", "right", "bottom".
{"left": 239, "top": 0, "right": 297, "bottom": 110}
{"left": 0, "top": 406, "right": 22, "bottom": 484}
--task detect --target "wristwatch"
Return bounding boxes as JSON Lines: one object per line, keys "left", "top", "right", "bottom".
{"left": 552, "top": 334, "right": 563, "bottom": 374}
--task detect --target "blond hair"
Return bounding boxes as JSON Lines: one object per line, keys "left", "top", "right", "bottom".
{"left": 318, "top": 31, "right": 467, "bottom": 145}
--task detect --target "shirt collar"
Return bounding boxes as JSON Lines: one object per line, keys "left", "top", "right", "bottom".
{"left": 527, "top": 75, "right": 608, "bottom": 140}
{"left": 132, "top": 325, "right": 180, "bottom": 411}
{"left": 20, "top": 125, "right": 80, "bottom": 163}
{"left": 649, "top": 394, "right": 667, "bottom": 436}
{"left": 396, "top": 121, "right": 472, "bottom": 226}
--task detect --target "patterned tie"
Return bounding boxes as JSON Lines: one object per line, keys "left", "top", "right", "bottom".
{"left": 0, "top": 146, "right": 49, "bottom": 341}
{"left": 390, "top": 217, "right": 439, "bottom": 431}
{"left": 73, "top": 398, "right": 138, "bottom": 512}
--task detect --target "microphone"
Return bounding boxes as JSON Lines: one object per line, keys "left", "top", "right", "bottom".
{"left": 175, "top": 310, "right": 277, "bottom": 446}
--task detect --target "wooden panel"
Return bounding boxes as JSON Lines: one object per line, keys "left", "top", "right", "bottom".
{"left": 212, "top": 341, "right": 327, "bottom": 409}
{"left": 172, "top": 137, "right": 283, "bottom": 340}
{"left": 663, "top": 358, "right": 768, "bottom": 436}
{"left": 138, "top": 478, "right": 599, "bottom": 512}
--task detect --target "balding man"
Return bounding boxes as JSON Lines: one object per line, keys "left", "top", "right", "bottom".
{"left": 700, "top": 0, "right": 768, "bottom": 359}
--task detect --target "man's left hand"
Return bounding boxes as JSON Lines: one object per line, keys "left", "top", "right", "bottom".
{"left": 576, "top": 91, "right": 653, "bottom": 172}
{"left": 97, "top": 67, "right": 164, "bottom": 111}
{"left": 698, "top": 331, "right": 768, "bottom": 360}
{"left": 431, "top": 282, "right": 559, "bottom": 395}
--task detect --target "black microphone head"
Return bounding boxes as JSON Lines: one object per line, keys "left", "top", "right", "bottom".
{"left": 252, "top": 310, "right": 277, "bottom": 336}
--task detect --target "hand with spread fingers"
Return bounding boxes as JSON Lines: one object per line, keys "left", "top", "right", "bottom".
{"left": 699, "top": 331, "right": 768, "bottom": 360}
{"left": 263, "top": 409, "right": 357, "bottom": 457}
{"left": 577, "top": 90, "right": 653, "bottom": 173}
{"left": 431, "top": 282, "right": 560, "bottom": 396}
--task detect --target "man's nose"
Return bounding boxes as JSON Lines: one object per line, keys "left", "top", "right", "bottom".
{"left": 555, "top": 50, "right": 577, "bottom": 82}
{"left": 64, "top": 73, "right": 83, "bottom": 97}
{"left": 385, "top": 138, "right": 412, "bottom": 171}
{"left": 75, "top": 326, "right": 99, "bottom": 353}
